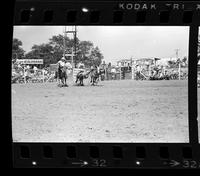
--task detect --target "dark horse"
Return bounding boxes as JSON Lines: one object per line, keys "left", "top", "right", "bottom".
{"left": 58, "top": 66, "right": 68, "bottom": 87}
{"left": 90, "top": 68, "right": 101, "bottom": 86}
{"left": 75, "top": 70, "right": 91, "bottom": 86}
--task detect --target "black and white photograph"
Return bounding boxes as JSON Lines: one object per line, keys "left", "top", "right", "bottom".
{"left": 11, "top": 26, "right": 194, "bottom": 143}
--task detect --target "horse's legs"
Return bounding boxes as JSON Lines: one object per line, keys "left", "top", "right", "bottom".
{"left": 61, "top": 78, "right": 64, "bottom": 85}
{"left": 81, "top": 77, "right": 84, "bottom": 86}
{"left": 92, "top": 77, "right": 95, "bottom": 85}
{"left": 64, "top": 76, "right": 68, "bottom": 86}
{"left": 80, "top": 78, "right": 82, "bottom": 86}
{"left": 80, "top": 77, "right": 82, "bottom": 85}
{"left": 57, "top": 79, "right": 61, "bottom": 86}
{"left": 90, "top": 77, "right": 93, "bottom": 85}
{"left": 58, "top": 79, "right": 62, "bottom": 87}
{"left": 91, "top": 77, "right": 95, "bottom": 86}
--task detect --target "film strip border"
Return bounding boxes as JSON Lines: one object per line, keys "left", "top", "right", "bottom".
{"left": 12, "top": 1, "right": 200, "bottom": 168}
{"left": 13, "top": 143, "right": 200, "bottom": 168}
{"left": 14, "top": 1, "right": 200, "bottom": 25}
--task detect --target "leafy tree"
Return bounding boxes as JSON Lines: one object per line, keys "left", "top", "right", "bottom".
{"left": 76, "top": 41, "right": 93, "bottom": 67}
{"left": 25, "top": 44, "right": 54, "bottom": 67}
{"left": 12, "top": 38, "right": 25, "bottom": 60}
{"left": 49, "top": 36, "right": 104, "bottom": 67}
{"left": 24, "top": 34, "right": 104, "bottom": 68}
{"left": 88, "top": 46, "right": 104, "bottom": 67}
{"left": 49, "top": 34, "right": 79, "bottom": 63}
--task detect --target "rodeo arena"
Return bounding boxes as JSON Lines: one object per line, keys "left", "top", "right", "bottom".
{"left": 12, "top": 26, "right": 199, "bottom": 143}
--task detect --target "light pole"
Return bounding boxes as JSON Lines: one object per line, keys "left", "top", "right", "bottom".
{"left": 175, "top": 49, "right": 181, "bottom": 80}
{"left": 63, "top": 26, "right": 66, "bottom": 58}
{"left": 74, "top": 25, "right": 77, "bottom": 68}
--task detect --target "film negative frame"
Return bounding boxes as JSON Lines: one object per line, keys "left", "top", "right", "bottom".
{"left": 12, "top": 0, "right": 200, "bottom": 168}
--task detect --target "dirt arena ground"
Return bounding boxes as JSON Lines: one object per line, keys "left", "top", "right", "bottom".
{"left": 12, "top": 79, "right": 199, "bottom": 143}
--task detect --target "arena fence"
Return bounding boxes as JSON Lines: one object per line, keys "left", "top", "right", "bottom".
{"left": 12, "top": 68, "right": 57, "bottom": 84}
{"left": 104, "top": 67, "right": 188, "bottom": 81}
{"left": 12, "top": 66, "right": 188, "bottom": 84}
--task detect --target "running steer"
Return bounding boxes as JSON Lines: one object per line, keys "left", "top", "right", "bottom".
{"left": 75, "top": 70, "right": 91, "bottom": 86}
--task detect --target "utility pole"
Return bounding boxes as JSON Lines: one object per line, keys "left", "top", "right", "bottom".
{"left": 63, "top": 26, "right": 77, "bottom": 68}
{"left": 175, "top": 49, "right": 181, "bottom": 80}
{"left": 74, "top": 26, "right": 77, "bottom": 68}
{"left": 131, "top": 57, "right": 134, "bottom": 80}
{"left": 63, "top": 26, "right": 66, "bottom": 58}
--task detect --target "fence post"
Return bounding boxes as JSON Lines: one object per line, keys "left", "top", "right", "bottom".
{"left": 24, "top": 67, "right": 26, "bottom": 84}
{"left": 105, "top": 68, "right": 107, "bottom": 80}
{"left": 119, "top": 66, "right": 121, "bottom": 80}
{"left": 178, "top": 62, "right": 181, "bottom": 80}
{"left": 131, "top": 65, "right": 134, "bottom": 80}
{"left": 42, "top": 69, "right": 45, "bottom": 83}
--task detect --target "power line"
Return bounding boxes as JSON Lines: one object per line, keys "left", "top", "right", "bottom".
{"left": 175, "top": 49, "right": 180, "bottom": 59}
{"left": 63, "top": 26, "right": 77, "bottom": 67}
{"left": 175, "top": 49, "right": 181, "bottom": 80}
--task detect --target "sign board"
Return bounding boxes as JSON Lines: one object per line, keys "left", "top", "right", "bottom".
{"left": 16, "top": 59, "right": 43, "bottom": 65}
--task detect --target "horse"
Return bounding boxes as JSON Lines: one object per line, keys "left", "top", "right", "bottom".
{"left": 90, "top": 68, "right": 101, "bottom": 86}
{"left": 58, "top": 66, "right": 68, "bottom": 87}
{"left": 75, "top": 70, "right": 91, "bottom": 86}
{"left": 99, "top": 68, "right": 105, "bottom": 81}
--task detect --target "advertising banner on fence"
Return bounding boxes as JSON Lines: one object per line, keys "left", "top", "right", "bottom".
{"left": 16, "top": 59, "right": 43, "bottom": 65}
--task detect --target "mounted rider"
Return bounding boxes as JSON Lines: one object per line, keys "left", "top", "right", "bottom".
{"left": 57, "top": 57, "right": 73, "bottom": 86}
{"left": 90, "top": 65, "right": 100, "bottom": 85}
{"left": 57, "top": 57, "right": 66, "bottom": 80}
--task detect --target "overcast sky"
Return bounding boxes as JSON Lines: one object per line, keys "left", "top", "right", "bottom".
{"left": 13, "top": 26, "right": 190, "bottom": 64}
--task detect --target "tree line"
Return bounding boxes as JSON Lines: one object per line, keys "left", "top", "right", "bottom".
{"left": 12, "top": 35, "right": 104, "bottom": 68}
{"left": 12, "top": 34, "right": 200, "bottom": 67}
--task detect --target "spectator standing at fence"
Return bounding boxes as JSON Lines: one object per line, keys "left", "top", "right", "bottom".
{"left": 44, "top": 68, "right": 48, "bottom": 75}
{"left": 136, "top": 65, "right": 141, "bottom": 80}
{"left": 152, "top": 67, "right": 157, "bottom": 77}
{"left": 65, "top": 61, "right": 72, "bottom": 70}
{"left": 111, "top": 67, "right": 116, "bottom": 80}
{"left": 33, "top": 66, "right": 38, "bottom": 75}
{"left": 17, "top": 62, "right": 22, "bottom": 70}
{"left": 23, "top": 67, "right": 28, "bottom": 83}
{"left": 98, "top": 65, "right": 101, "bottom": 72}
{"left": 77, "top": 61, "right": 85, "bottom": 69}
{"left": 26, "top": 65, "right": 30, "bottom": 70}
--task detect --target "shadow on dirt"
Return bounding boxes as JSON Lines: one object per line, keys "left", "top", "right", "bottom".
{"left": 73, "top": 84, "right": 104, "bottom": 87}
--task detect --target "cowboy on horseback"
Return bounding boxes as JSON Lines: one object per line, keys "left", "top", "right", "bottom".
{"left": 57, "top": 57, "right": 70, "bottom": 87}
{"left": 90, "top": 65, "right": 100, "bottom": 85}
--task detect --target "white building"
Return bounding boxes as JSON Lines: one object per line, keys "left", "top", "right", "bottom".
{"left": 117, "top": 59, "right": 132, "bottom": 67}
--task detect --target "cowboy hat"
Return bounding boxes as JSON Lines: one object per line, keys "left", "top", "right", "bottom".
{"left": 61, "top": 57, "right": 66, "bottom": 61}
